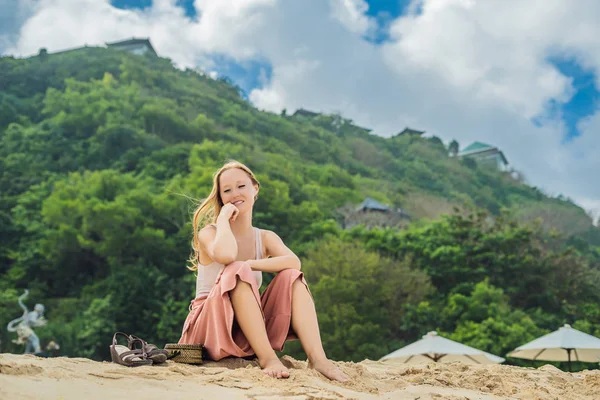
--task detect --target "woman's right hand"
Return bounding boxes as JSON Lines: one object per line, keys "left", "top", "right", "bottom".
{"left": 217, "top": 203, "right": 240, "bottom": 224}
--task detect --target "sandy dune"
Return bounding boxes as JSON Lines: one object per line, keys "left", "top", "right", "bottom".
{"left": 1, "top": 353, "right": 599, "bottom": 399}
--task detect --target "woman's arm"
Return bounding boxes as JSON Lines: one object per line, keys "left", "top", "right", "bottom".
{"left": 199, "top": 203, "right": 240, "bottom": 265}
{"left": 247, "top": 230, "right": 301, "bottom": 273}
{"left": 199, "top": 219, "right": 238, "bottom": 265}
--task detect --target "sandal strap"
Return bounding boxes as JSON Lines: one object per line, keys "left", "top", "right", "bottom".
{"left": 128, "top": 334, "right": 162, "bottom": 354}
{"left": 128, "top": 338, "right": 147, "bottom": 353}
{"left": 120, "top": 348, "right": 148, "bottom": 361}
{"left": 128, "top": 334, "right": 146, "bottom": 343}
{"left": 145, "top": 343, "right": 160, "bottom": 352}
{"left": 112, "top": 332, "right": 131, "bottom": 346}
{"left": 128, "top": 335, "right": 148, "bottom": 348}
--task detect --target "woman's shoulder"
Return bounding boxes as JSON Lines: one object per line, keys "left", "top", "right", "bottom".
{"left": 259, "top": 228, "right": 282, "bottom": 245}
{"left": 199, "top": 223, "right": 217, "bottom": 233}
{"left": 198, "top": 224, "right": 217, "bottom": 242}
{"left": 256, "top": 227, "right": 272, "bottom": 236}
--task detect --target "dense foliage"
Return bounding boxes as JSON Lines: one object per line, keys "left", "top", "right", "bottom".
{"left": 1, "top": 48, "right": 599, "bottom": 371}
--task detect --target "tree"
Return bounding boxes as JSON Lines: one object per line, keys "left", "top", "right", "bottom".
{"left": 448, "top": 139, "right": 459, "bottom": 156}
{"left": 285, "top": 236, "right": 432, "bottom": 361}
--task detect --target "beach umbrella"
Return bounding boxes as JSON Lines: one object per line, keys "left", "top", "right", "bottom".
{"left": 507, "top": 324, "right": 600, "bottom": 371}
{"left": 380, "top": 331, "right": 505, "bottom": 365}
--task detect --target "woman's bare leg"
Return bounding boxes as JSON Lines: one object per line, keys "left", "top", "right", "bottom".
{"left": 230, "top": 278, "right": 289, "bottom": 378}
{"left": 291, "top": 279, "right": 349, "bottom": 382}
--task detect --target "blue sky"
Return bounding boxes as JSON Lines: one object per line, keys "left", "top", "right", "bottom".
{"left": 550, "top": 58, "right": 599, "bottom": 141}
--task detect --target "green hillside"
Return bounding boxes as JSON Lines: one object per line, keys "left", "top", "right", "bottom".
{"left": 1, "top": 48, "right": 599, "bottom": 368}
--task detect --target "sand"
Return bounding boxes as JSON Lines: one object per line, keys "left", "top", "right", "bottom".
{"left": 1, "top": 353, "right": 599, "bottom": 400}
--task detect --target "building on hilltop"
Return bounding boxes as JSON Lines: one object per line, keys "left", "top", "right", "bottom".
{"left": 43, "top": 44, "right": 95, "bottom": 56}
{"left": 356, "top": 197, "right": 391, "bottom": 213}
{"left": 338, "top": 197, "right": 410, "bottom": 229}
{"left": 39, "top": 38, "right": 158, "bottom": 58}
{"left": 396, "top": 127, "right": 426, "bottom": 137}
{"left": 106, "top": 38, "right": 157, "bottom": 56}
{"left": 293, "top": 108, "right": 320, "bottom": 118}
{"left": 458, "top": 142, "right": 508, "bottom": 170}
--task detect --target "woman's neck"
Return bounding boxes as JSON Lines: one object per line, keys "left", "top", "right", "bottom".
{"left": 229, "top": 214, "right": 253, "bottom": 237}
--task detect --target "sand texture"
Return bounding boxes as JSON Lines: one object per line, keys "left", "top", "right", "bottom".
{"left": 1, "top": 353, "right": 599, "bottom": 399}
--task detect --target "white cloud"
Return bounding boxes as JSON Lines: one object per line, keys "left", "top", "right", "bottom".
{"left": 4, "top": 0, "right": 277, "bottom": 68}
{"left": 187, "top": 0, "right": 276, "bottom": 59}
{"left": 328, "top": 0, "right": 375, "bottom": 36}
{"left": 2, "top": 0, "right": 600, "bottom": 218}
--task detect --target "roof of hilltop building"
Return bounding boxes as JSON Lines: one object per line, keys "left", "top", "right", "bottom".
{"left": 461, "top": 142, "right": 494, "bottom": 153}
{"left": 396, "top": 127, "right": 426, "bottom": 136}
{"left": 293, "top": 108, "right": 321, "bottom": 118}
{"left": 356, "top": 197, "right": 390, "bottom": 212}
{"left": 106, "top": 38, "right": 157, "bottom": 56}
{"left": 459, "top": 142, "right": 509, "bottom": 165}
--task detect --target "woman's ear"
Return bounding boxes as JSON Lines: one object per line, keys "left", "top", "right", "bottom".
{"left": 253, "top": 184, "right": 259, "bottom": 200}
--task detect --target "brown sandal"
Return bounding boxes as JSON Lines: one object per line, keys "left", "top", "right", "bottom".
{"left": 110, "top": 332, "right": 153, "bottom": 367}
{"left": 128, "top": 334, "right": 168, "bottom": 364}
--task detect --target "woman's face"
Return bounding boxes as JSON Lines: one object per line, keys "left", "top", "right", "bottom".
{"left": 219, "top": 168, "right": 257, "bottom": 212}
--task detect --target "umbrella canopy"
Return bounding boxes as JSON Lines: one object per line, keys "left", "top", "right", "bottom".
{"left": 507, "top": 324, "right": 600, "bottom": 364}
{"left": 380, "top": 331, "right": 505, "bottom": 365}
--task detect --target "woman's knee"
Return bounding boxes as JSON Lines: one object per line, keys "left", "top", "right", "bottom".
{"left": 222, "top": 261, "right": 252, "bottom": 278}
{"left": 276, "top": 268, "right": 303, "bottom": 282}
{"left": 221, "top": 261, "right": 257, "bottom": 295}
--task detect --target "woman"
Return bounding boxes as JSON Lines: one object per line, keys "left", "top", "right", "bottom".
{"left": 179, "top": 161, "right": 348, "bottom": 381}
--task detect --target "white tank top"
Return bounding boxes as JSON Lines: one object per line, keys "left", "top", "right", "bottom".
{"left": 195, "top": 227, "right": 264, "bottom": 298}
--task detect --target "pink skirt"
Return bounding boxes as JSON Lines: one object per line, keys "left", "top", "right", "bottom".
{"left": 178, "top": 261, "right": 310, "bottom": 361}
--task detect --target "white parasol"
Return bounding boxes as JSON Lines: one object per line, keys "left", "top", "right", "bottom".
{"left": 380, "top": 331, "right": 505, "bottom": 365}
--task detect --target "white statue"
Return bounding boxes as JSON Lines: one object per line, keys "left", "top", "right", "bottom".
{"left": 6, "top": 290, "right": 47, "bottom": 354}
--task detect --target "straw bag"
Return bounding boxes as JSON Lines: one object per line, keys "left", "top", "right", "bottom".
{"left": 164, "top": 343, "right": 204, "bottom": 364}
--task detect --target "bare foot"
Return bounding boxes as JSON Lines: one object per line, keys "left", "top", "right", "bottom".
{"left": 259, "top": 357, "right": 290, "bottom": 379}
{"left": 309, "top": 358, "right": 349, "bottom": 382}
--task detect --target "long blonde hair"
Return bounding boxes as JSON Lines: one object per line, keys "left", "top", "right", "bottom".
{"left": 188, "top": 160, "right": 260, "bottom": 271}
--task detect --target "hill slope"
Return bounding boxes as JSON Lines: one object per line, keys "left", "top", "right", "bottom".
{"left": 1, "top": 48, "right": 599, "bottom": 364}
{"left": 1, "top": 47, "right": 594, "bottom": 225}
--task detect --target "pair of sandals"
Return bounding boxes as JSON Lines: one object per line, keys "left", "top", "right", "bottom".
{"left": 109, "top": 332, "right": 168, "bottom": 367}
